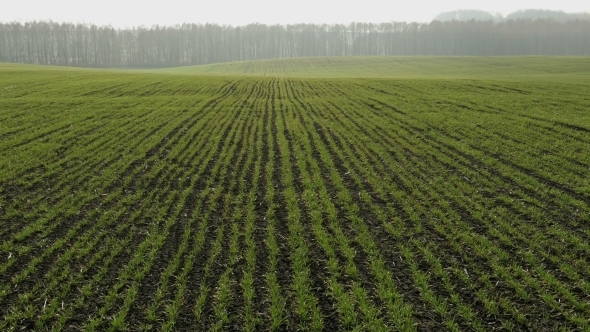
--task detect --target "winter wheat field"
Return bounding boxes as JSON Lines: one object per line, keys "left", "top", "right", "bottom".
{"left": 1, "top": 57, "right": 590, "bottom": 331}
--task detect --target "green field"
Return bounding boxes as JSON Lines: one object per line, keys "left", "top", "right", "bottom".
{"left": 157, "top": 56, "right": 590, "bottom": 81}
{"left": 1, "top": 57, "right": 590, "bottom": 331}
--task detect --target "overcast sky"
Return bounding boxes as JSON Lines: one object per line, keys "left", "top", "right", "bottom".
{"left": 2, "top": 0, "right": 589, "bottom": 27}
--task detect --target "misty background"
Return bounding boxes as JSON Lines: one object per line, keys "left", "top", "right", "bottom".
{"left": 1, "top": 9, "right": 589, "bottom": 68}
{"left": 3, "top": 0, "right": 589, "bottom": 27}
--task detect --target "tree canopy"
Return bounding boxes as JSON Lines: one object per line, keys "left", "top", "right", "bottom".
{"left": 1, "top": 18, "right": 589, "bottom": 68}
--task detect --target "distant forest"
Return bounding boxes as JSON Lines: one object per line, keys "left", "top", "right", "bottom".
{"left": 435, "top": 9, "right": 590, "bottom": 23}
{"left": 1, "top": 13, "right": 589, "bottom": 68}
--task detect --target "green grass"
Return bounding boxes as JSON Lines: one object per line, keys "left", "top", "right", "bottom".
{"left": 155, "top": 56, "right": 590, "bottom": 81}
{"left": 1, "top": 56, "right": 590, "bottom": 330}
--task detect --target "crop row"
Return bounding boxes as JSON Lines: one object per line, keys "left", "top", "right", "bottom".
{"left": 1, "top": 69, "right": 589, "bottom": 330}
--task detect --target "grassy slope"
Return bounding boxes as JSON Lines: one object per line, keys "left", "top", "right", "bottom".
{"left": 155, "top": 56, "right": 590, "bottom": 80}
{"left": 3, "top": 56, "right": 590, "bottom": 80}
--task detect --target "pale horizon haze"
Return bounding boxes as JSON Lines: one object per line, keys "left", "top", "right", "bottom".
{"left": 2, "top": 0, "right": 589, "bottom": 28}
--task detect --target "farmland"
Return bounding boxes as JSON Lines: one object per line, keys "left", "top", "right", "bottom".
{"left": 1, "top": 57, "right": 590, "bottom": 331}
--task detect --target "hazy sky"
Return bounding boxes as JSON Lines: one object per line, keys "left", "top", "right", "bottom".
{"left": 2, "top": 0, "right": 589, "bottom": 27}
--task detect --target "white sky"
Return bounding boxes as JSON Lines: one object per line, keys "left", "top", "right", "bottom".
{"left": 2, "top": 0, "right": 589, "bottom": 28}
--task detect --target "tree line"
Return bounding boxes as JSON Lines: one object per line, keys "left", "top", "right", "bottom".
{"left": 1, "top": 19, "right": 589, "bottom": 68}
